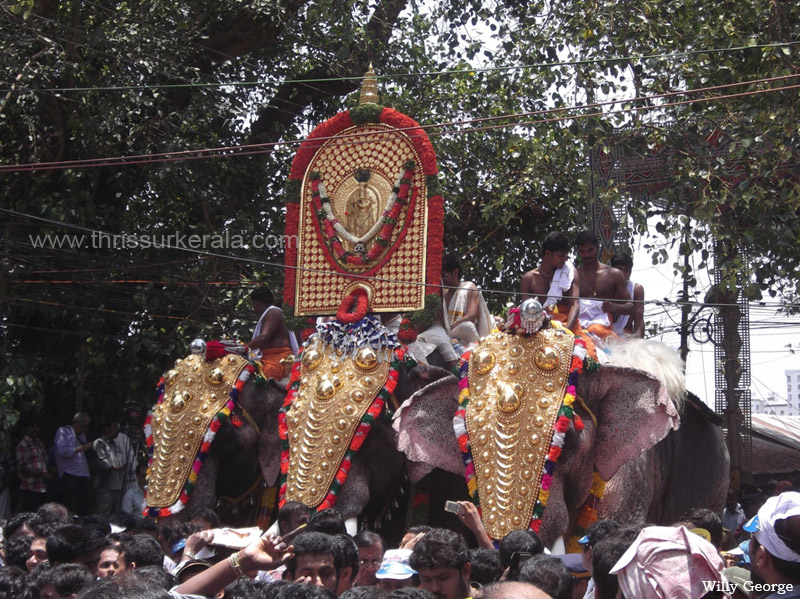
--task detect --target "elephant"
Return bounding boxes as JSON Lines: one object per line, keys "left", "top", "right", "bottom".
{"left": 144, "top": 345, "right": 453, "bottom": 535}
{"left": 597, "top": 338, "right": 730, "bottom": 526}
{"left": 598, "top": 391, "right": 729, "bottom": 527}
{"left": 393, "top": 338, "right": 686, "bottom": 548}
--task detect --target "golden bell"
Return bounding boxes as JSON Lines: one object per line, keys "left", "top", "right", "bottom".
{"left": 473, "top": 350, "right": 496, "bottom": 375}
{"left": 354, "top": 347, "right": 379, "bottom": 371}
{"left": 206, "top": 368, "right": 226, "bottom": 385}
{"left": 302, "top": 349, "right": 323, "bottom": 370}
{"left": 316, "top": 376, "right": 336, "bottom": 400}
{"left": 534, "top": 347, "right": 560, "bottom": 371}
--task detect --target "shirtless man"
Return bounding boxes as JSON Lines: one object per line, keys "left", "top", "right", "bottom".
{"left": 250, "top": 286, "right": 294, "bottom": 380}
{"left": 574, "top": 231, "right": 633, "bottom": 339}
{"left": 520, "top": 231, "right": 580, "bottom": 331}
{"left": 609, "top": 253, "right": 645, "bottom": 337}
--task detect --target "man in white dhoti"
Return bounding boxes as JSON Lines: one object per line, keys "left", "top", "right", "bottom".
{"left": 441, "top": 255, "right": 493, "bottom": 346}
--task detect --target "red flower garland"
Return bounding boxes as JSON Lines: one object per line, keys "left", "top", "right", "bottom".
{"left": 336, "top": 289, "right": 370, "bottom": 323}
{"left": 425, "top": 195, "right": 445, "bottom": 293}
{"left": 283, "top": 203, "right": 300, "bottom": 306}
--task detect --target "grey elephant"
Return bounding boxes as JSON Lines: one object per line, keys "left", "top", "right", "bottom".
{"left": 392, "top": 330, "right": 728, "bottom": 548}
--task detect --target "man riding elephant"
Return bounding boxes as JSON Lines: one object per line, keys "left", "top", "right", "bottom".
{"left": 249, "top": 286, "right": 297, "bottom": 382}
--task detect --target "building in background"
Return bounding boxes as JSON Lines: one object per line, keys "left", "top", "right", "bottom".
{"left": 753, "top": 391, "right": 798, "bottom": 417}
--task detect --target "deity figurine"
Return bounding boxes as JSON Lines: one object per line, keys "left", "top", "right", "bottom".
{"left": 346, "top": 168, "right": 380, "bottom": 243}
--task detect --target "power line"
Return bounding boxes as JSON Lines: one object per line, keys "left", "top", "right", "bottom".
{"left": 4, "top": 40, "right": 799, "bottom": 94}
{"left": 4, "top": 207, "right": 800, "bottom": 311}
{"left": 3, "top": 72, "right": 798, "bottom": 173}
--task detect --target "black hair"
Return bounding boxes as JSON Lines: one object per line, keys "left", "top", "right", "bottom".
{"left": 277, "top": 501, "right": 309, "bottom": 533}
{"left": 469, "top": 548, "right": 502, "bottom": 586}
{"left": 251, "top": 286, "right": 274, "bottom": 306}
{"left": 285, "top": 532, "right": 337, "bottom": 578}
{"left": 224, "top": 578, "right": 266, "bottom": 599}
{"left": 575, "top": 230, "right": 599, "bottom": 247}
{"left": 592, "top": 535, "right": 632, "bottom": 599}
{"left": 609, "top": 253, "right": 633, "bottom": 269}
{"left": 387, "top": 589, "right": 436, "bottom": 599}
{"left": 36, "top": 503, "right": 73, "bottom": 525}
{"left": 46, "top": 524, "right": 107, "bottom": 565}
{"left": 517, "top": 554, "right": 573, "bottom": 599}
{"left": 680, "top": 507, "right": 724, "bottom": 548}
{"left": 3, "top": 512, "right": 42, "bottom": 540}
{"left": 332, "top": 533, "right": 359, "bottom": 577}
{"left": 405, "top": 525, "right": 432, "bottom": 536}
{"left": 542, "top": 232, "right": 570, "bottom": 255}
{"left": 0, "top": 566, "right": 37, "bottom": 599}
{"left": 353, "top": 530, "right": 384, "bottom": 551}
{"left": 120, "top": 534, "right": 165, "bottom": 569}
{"left": 133, "top": 517, "right": 158, "bottom": 536}
{"left": 409, "top": 528, "right": 468, "bottom": 571}
{"left": 76, "top": 514, "right": 112, "bottom": 536}
{"left": 340, "top": 587, "right": 388, "bottom": 599}
{"left": 498, "top": 529, "right": 544, "bottom": 569}
{"left": 4, "top": 536, "right": 32, "bottom": 569}
{"left": 306, "top": 508, "right": 346, "bottom": 535}
{"left": 442, "top": 254, "right": 461, "bottom": 276}
{"left": 161, "top": 522, "right": 203, "bottom": 555}
{"left": 128, "top": 565, "right": 176, "bottom": 591}
{"left": 34, "top": 563, "right": 94, "bottom": 596}
{"left": 258, "top": 580, "right": 292, "bottom": 599}
{"left": 75, "top": 578, "right": 171, "bottom": 599}
{"left": 585, "top": 519, "right": 623, "bottom": 547}
{"left": 30, "top": 520, "right": 60, "bottom": 541}
{"left": 190, "top": 507, "right": 221, "bottom": 529}
{"left": 273, "top": 581, "right": 338, "bottom": 599}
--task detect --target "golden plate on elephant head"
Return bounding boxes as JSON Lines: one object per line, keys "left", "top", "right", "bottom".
{"left": 146, "top": 353, "right": 249, "bottom": 509}
{"left": 466, "top": 328, "right": 574, "bottom": 540}
{"left": 284, "top": 342, "right": 391, "bottom": 508}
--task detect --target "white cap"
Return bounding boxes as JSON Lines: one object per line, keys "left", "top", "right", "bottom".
{"left": 744, "top": 491, "right": 800, "bottom": 563}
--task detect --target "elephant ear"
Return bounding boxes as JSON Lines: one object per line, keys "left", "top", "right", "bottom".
{"left": 393, "top": 366, "right": 462, "bottom": 484}
{"left": 580, "top": 365, "right": 680, "bottom": 482}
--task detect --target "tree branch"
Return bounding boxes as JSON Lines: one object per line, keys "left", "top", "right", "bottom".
{"left": 248, "top": 0, "right": 410, "bottom": 145}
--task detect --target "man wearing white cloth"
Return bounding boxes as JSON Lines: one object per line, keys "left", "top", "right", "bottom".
{"left": 609, "top": 253, "right": 644, "bottom": 337}
{"left": 575, "top": 231, "right": 632, "bottom": 341}
{"left": 520, "top": 231, "right": 580, "bottom": 331}
{"left": 442, "top": 255, "right": 493, "bottom": 346}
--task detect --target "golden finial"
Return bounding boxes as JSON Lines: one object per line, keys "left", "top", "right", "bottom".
{"left": 358, "top": 64, "right": 379, "bottom": 105}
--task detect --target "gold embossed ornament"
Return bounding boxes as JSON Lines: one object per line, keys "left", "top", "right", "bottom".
{"left": 463, "top": 329, "right": 574, "bottom": 540}
{"left": 144, "top": 353, "right": 254, "bottom": 517}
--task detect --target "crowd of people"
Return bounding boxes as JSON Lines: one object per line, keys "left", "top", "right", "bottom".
{"left": 2, "top": 231, "right": 794, "bottom": 599}
{"left": 0, "top": 483, "right": 798, "bottom": 598}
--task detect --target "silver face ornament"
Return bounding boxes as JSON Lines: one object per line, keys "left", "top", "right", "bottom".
{"left": 519, "top": 298, "right": 546, "bottom": 334}
{"left": 189, "top": 338, "right": 207, "bottom": 356}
